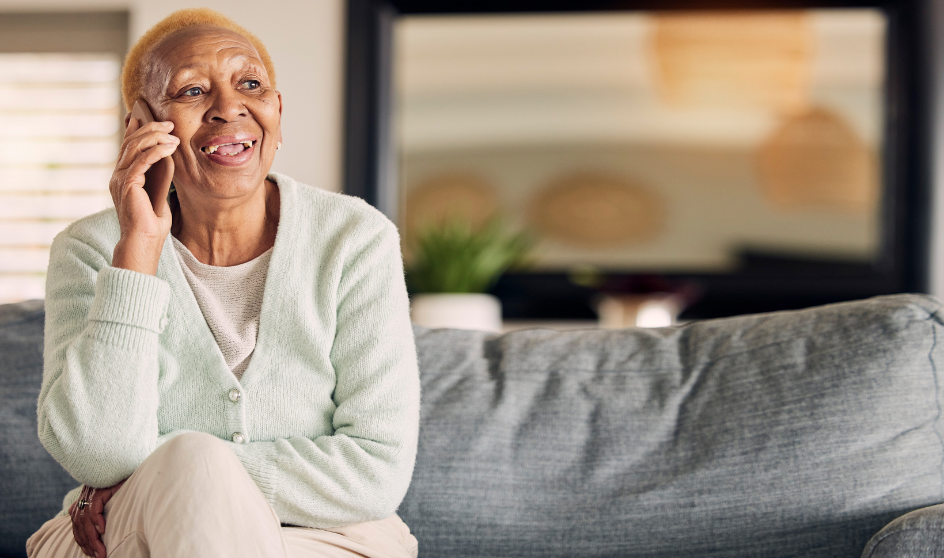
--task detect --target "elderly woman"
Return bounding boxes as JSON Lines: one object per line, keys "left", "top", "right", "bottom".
{"left": 26, "top": 8, "right": 419, "bottom": 558}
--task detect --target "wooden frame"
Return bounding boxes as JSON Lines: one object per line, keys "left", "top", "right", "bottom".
{"left": 344, "top": 0, "right": 932, "bottom": 319}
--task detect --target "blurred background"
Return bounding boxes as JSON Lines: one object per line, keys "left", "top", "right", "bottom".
{"left": 1, "top": 0, "right": 943, "bottom": 331}
{"left": 0, "top": 0, "right": 344, "bottom": 302}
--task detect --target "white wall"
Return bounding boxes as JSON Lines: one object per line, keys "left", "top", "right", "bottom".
{"left": 0, "top": 0, "right": 346, "bottom": 193}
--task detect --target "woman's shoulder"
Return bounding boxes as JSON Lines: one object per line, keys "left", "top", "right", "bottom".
{"left": 271, "top": 173, "right": 398, "bottom": 237}
{"left": 52, "top": 207, "right": 120, "bottom": 256}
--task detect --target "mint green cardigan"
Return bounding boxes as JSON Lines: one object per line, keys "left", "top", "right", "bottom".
{"left": 38, "top": 173, "right": 421, "bottom": 529}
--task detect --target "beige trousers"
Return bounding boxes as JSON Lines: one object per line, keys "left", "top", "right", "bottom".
{"left": 26, "top": 433, "right": 419, "bottom": 558}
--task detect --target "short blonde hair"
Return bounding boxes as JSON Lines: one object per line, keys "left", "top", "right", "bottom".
{"left": 120, "top": 8, "right": 276, "bottom": 111}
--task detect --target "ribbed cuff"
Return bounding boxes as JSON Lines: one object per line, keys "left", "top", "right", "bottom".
{"left": 88, "top": 266, "right": 171, "bottom": 333}
{"left": 232, "top": 442, "right": 280, "bottom": 502}
{"left": 85, "top": 320, "right": 156, "bottom": 350}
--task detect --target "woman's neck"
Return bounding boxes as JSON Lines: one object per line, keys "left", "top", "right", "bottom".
{"left": 172, "top": 179, "right": 280, "bottom": 267}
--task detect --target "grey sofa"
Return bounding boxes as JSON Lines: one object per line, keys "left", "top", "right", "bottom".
{"left": 3, "top": 294, "right": 944, "bottom": 557}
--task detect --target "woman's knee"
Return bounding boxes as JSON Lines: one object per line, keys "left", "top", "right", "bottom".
{"left": 144, "top": 432, "right": 239, "bottom": 484}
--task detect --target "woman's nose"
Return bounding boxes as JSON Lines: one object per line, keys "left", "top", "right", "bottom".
{"left": 206, "top": 88, "right": 248, "bottom": 122}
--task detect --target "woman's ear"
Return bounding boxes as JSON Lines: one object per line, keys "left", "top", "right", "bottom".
{"left": 277, "top": 91, "right": 283, "bottom": 144}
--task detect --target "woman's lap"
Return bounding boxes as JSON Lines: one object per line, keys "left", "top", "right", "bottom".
{"left": 284, "top": 515, "right": 417, "bottom": 558}
{"left": 27, "top": 433, "right": 417, "bottom": 558}
{"left": 27, "top": 516, "right": 147, "bottom": 558}
{"left": 28, "top": 515, "right": 417, "bottom": 558}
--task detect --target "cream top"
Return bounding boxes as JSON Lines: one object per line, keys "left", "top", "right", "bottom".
{"left": 172, "top": 236, "right": 273, "bottom": 379}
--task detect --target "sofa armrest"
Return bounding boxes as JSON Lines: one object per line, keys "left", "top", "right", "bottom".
{"left": 862, "top": 504, "right": 944, "bottom": 558}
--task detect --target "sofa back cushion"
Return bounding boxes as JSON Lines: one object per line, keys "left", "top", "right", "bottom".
{"left": 0, "top": 301, "right": 75, "bottom": 558}
{"left": 400, "top": 294, "right": 944, "bottom": 557}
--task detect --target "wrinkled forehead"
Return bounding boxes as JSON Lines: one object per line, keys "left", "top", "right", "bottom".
{"left": 146, "top": 25, "right": 263, "bottom": 85}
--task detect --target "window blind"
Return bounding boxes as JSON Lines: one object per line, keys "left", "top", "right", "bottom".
{"left": 0, "top": 53, "right": 120, "bottom": 303}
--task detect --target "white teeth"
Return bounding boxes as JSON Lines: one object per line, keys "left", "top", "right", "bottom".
{"left": 206, "top": 145, "right": 219, "bottom": 154}
{"left": 242, "top": 141, "right": 253, "bottom": 149}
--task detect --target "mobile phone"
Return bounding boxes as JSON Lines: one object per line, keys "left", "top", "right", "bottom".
{"left": 130, "top": 99, "right": 155, "bottom": 128}
{"left": 129, "top": 100, "right": 174, "bottom": 211}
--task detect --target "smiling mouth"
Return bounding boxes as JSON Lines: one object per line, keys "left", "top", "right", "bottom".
{"left": 202, "top": 140, "right": 255, "bottom": 155}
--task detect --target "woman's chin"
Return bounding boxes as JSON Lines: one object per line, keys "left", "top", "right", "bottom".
{"left": 181, "top": 163, "right": 271, "bottom": 201}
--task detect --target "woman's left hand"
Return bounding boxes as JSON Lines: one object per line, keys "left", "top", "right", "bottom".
{"left": 69, "top": 480, "right": 126, "bottom": 558}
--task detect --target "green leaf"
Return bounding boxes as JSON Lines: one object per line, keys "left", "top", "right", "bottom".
{"left": 406, "top": 219, "right": 533, "bottom": 294}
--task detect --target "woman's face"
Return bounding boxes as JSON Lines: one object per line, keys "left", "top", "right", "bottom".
{"left": 144, "top": 26, "right": 282, "bottom": 201}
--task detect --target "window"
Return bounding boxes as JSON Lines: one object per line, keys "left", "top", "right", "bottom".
{"left": 0, "top": 12, "right": 128, "bottom": 303}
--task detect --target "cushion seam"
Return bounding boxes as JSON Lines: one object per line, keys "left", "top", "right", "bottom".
{"left": 870, "top": 524, "right": 944, "bottom": 555}
{"left": 928, "top": 317, "right": 944, "bottom": 502}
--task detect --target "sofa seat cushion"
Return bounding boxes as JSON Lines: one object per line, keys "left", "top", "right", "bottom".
{"left": 0, "top": 301, "right": 75, "bottom": 558}
{"left": 861, "top": 503, "right": 944, "bottom": 558}
{"left": 401, "top": 294, "right": 944, "bottom": 558}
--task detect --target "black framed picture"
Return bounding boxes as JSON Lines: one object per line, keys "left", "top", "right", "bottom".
{"left": 344, "top": 0, "right": 931, "bottom": 320}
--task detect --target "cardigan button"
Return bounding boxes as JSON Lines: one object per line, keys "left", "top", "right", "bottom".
{"left": 232, "top": 432, "right": 246, "bottom": 444}
{"left": 228, "top": 389, "right": 241, "bottom": 402}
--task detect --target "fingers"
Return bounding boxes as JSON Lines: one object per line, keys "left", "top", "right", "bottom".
{"left": 110, "top": 142, "right": 179, "bottom": 207}
{"left": 81, "top": 513, "right": 103, "bottom": 558}
{"left": 92, "top": 514, "right": 105, "bottom": 536}
{"left": 121, "top": 118, "right": 171, "bottom": 150}
{"left": 116, "top": 122, "right": 178, "bottom": 171}
{"left": 121, "top": 144, "right": 178, "bottom": 197}
{"left": 90, "top": 494, "right": 106, "bottom": 535}
{"left": 71, "top": 507, "right": 95, "bottom": 556}
{"left": 69, "top": 479, "right": 128, "bottom": 558}
{"left": 116, "top": 121, "right": 176, "bottom": 169}
{"left": 125, "top": 143, "right": 178, "bottom": 181}
{"left": 70, "top": 485, "right": 109, "bottom": 558}
{"left": 90, "top": 532, "right": 108, "bottom": 558}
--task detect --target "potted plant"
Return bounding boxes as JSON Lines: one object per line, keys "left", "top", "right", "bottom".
{"left": 406, "top": 220, "right": 531, "bottom": 332}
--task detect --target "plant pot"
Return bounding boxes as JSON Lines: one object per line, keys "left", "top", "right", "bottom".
{"left": 410, "top": 293, "right": 502, "bottom": 332}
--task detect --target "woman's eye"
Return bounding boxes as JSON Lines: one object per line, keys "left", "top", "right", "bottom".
{"left": 244, "top": 80, "right": 261, "bottom": 90}
{"left": 183, "top": 87, "right": 203, "bottom": 96}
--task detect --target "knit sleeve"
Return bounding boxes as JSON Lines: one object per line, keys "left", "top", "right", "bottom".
{"left": 38, "top": 229, "right": 170, "bottom": 488}
{"left": 229, "top": 218, "right": 421, "bottom": 528}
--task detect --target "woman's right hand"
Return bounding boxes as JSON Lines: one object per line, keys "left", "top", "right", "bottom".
{"left": 109, "top": 117, "right": 179, "bottom": 276}
{"left": 69, "top": 480, "right": 126, "bottom": 558}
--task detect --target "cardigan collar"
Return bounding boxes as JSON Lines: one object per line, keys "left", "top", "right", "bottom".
{"left": 155, "top": 173, "right": 299, "bottom": 390}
